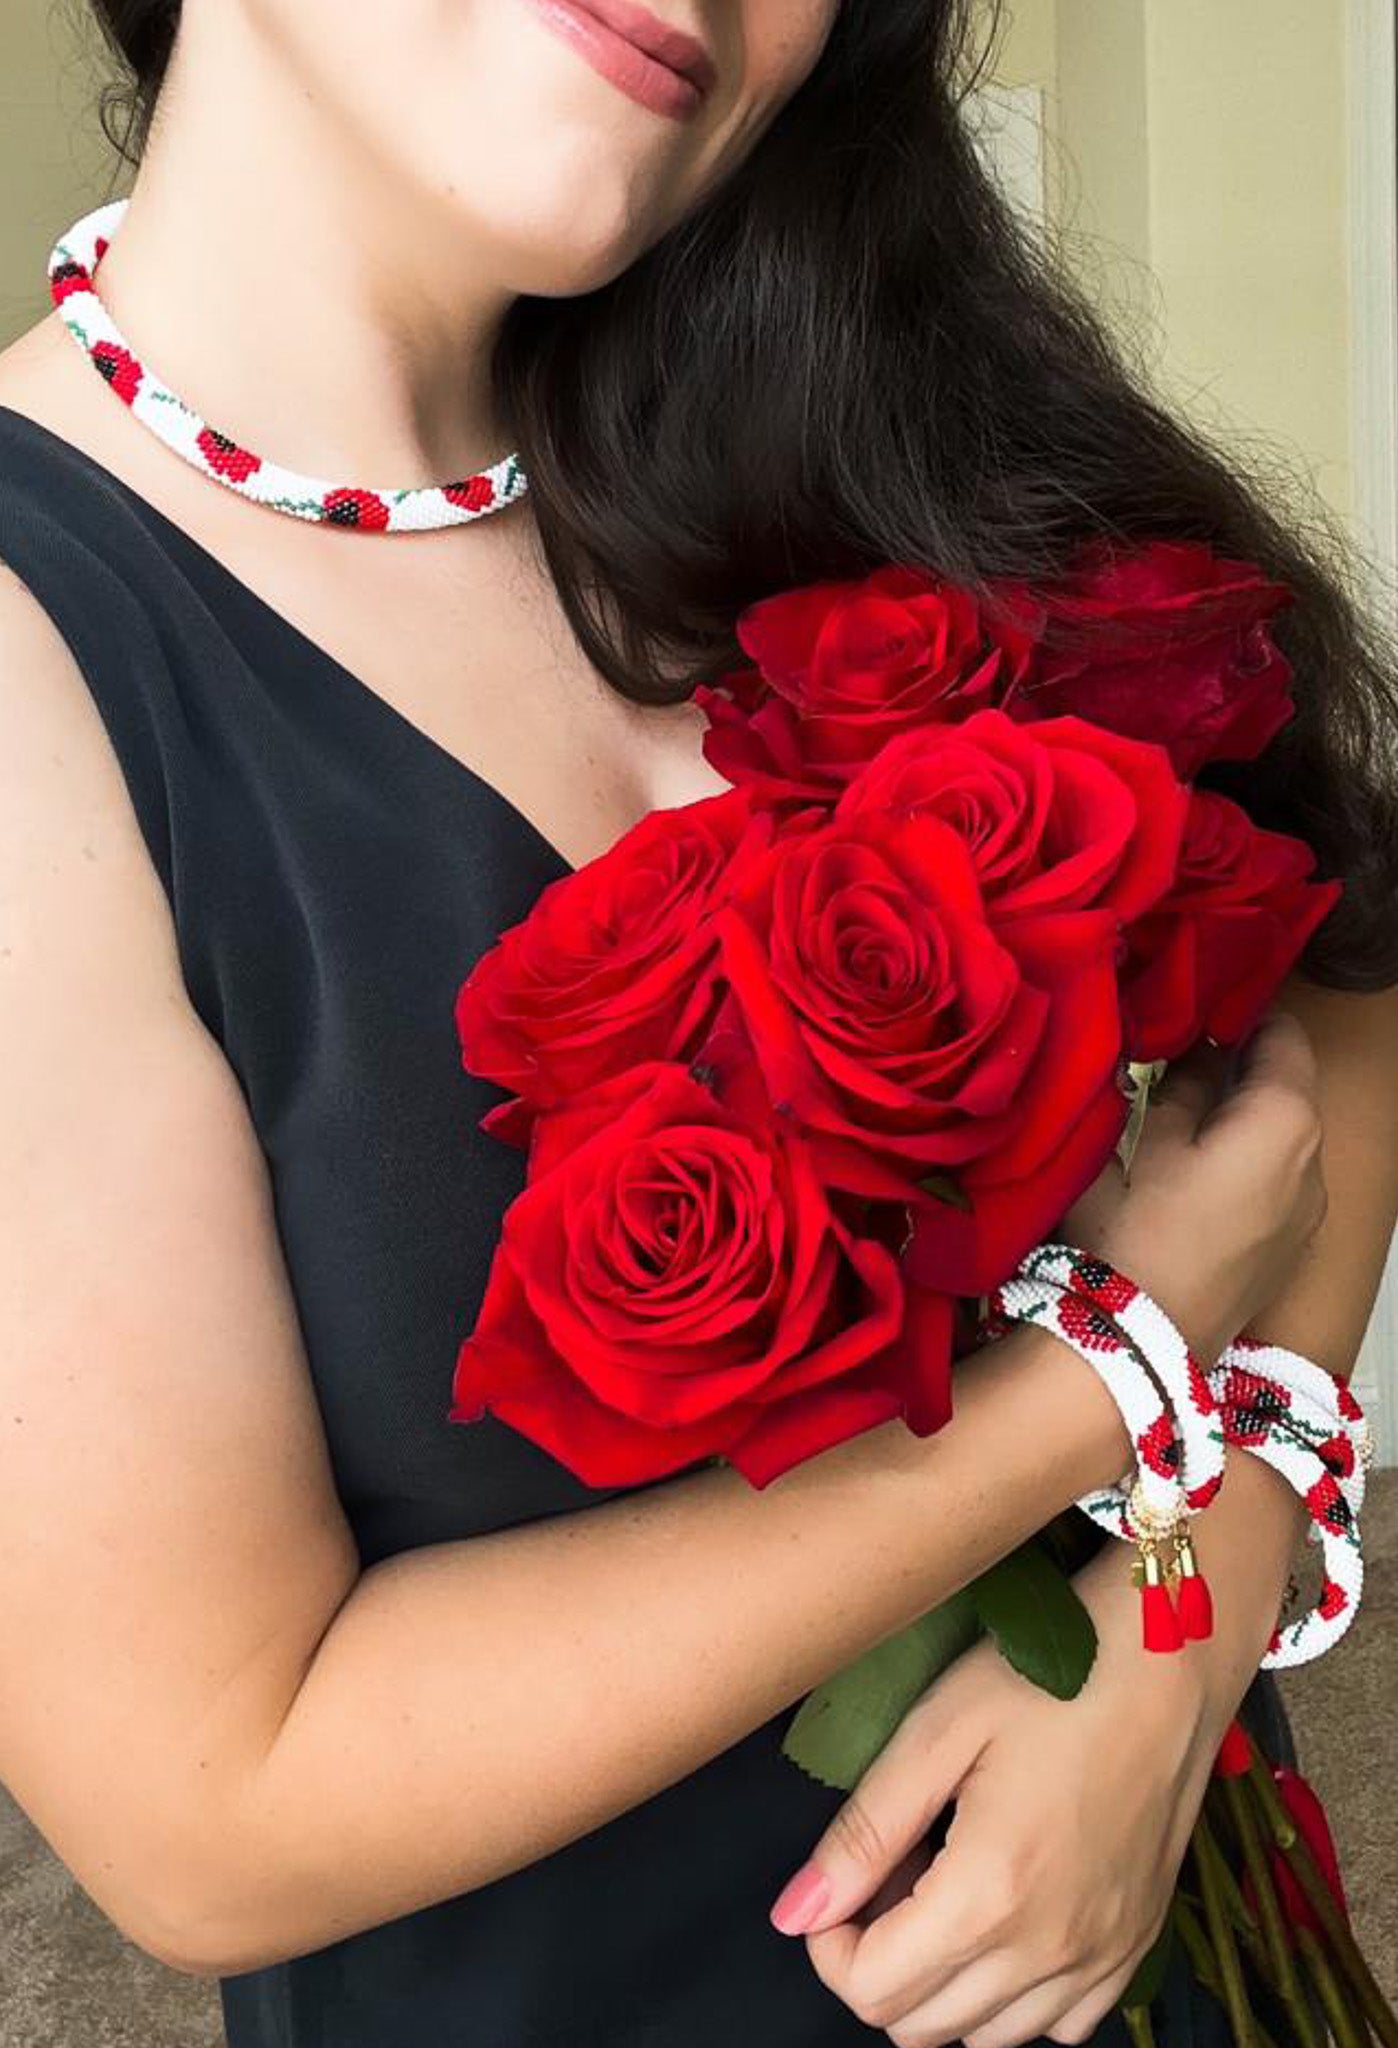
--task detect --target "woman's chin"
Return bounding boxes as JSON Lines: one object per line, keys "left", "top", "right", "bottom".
{"left": 489, "top": 194, "right": 672, "bottom": 300}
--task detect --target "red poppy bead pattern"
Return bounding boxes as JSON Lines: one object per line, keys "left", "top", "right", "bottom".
{"left": 1207, "top": 1336, "right": 1370, "bottom": 1670}
{"left": 985, "top": 1265, "right": 1186, "bottom": 1540}
{"left": 1001, "top": 1241, "right": 1226, "bottom": 1526}
{"left": 48, "top": 199, "right": 529, "bottom": 533}
{"left": 982, "top": 1248, "right": 1220, "bottom": 1652}
{"left": 986, "top": 1243, "right": 1233, "bottom": 1655}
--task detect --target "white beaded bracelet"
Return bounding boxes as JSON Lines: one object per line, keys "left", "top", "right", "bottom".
{"left": 985, "top": 1243, "right": 1208, "bottom": 1651}
{"left": 1209, "top": 1337, "right": 1371, "bottom": 1669}
{"left": 983, "top": 1248, "right": 1374, "bottom": 1667}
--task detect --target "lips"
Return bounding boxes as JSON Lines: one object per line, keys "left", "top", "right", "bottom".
{"left": 524, "top": 0, "right": 718, "bottom": 121}
{"left": 574, "top": 0, "right": 717, "bottom": 95}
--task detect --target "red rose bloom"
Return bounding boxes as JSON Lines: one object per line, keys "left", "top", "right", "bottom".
{"left": 1121, "top": 789, "right": 1343, "bottom": 1060}
{"left": 450, "top": 1062, "right": 954, "bottom": 1488}
{"left": 454, "top": 790, "right": 768, "bottom": 1126}
{"left": 1008, "top": 538, "right": 1297, "bottom": 779}
{"left": 697, "top": 564, "right": 1040, "bottom": 803}
{"left": 716, "top": 812, "right": 1126, "bottom": 1293}
{"left": 835, "top": 708, "right": 1188, "bottom": 924}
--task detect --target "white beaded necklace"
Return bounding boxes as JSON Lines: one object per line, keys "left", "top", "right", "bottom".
{"left": 48, "top": 198, "right": 529, "bottom": 534}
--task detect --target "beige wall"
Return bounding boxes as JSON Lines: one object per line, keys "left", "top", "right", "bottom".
{"left": 0, "top": 0, "right": 125, "bottom": 347}
{"left": 992, "top": 0, "right": 1354, "bottom": 523}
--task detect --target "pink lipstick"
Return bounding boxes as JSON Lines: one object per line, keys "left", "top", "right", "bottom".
{"left": 523, "top": 0, "right": 716, "bottom": 121}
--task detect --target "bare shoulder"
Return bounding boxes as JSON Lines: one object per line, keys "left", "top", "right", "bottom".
{"left": 0, "top": 539, "right": 182, "bottom": 994}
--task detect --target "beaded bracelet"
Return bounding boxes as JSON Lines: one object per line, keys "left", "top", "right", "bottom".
{"left": 1022, "top": 1243, "right": 1227, "bottom": 1515}
{"left": 984, "top": 1245, "right": 1206, "bottom": 1652}
{"left": 1215, "top": 1338, "right": 1371, "bottom": 1519}
{"left": 983, "top": 1247, "right": 1374, "bottom": 1666}
{"left": 1080, "top": 1336, "right": 1369, "bottom": 1668}
{"left": 1208, "top": 1336, "right": 1371, "bottom": 1669}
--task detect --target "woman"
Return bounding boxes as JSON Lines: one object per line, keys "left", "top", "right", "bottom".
{"left": 0, "top": 4, "right": 1394, "bottom": 2046}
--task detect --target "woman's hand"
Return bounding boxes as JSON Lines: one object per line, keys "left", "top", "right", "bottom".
{"left": 767, "top": 1008, "right": 1333, "bottom": 2046}
{"left": 777, "top": 1542, "right": 1246, "bottom": 2048}
{"left": 1064, "top": 1008, "right": 1327, "bottom": 1365}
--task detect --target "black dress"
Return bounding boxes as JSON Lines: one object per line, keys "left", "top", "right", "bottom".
{"left": 0, "top": 401, "right": 1267, "bottom": 2048}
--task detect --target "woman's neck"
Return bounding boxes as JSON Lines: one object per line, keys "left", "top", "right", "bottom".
{"left": 92, "top": 3, "right": 514, "bottom": 486}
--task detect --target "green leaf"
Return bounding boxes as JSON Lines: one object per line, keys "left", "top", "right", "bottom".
{"left": 917, "top": 1170, "right": 972, "bottom": 1211}
{"left": 972, "top": 1543, "right": 1098, "bottom": 1699}
{"left": 782, "top": 1590, "right": 982, "bottom": 1791}
{"left": 1121, "top": 1915, "right": 1176, "bottom": 2011}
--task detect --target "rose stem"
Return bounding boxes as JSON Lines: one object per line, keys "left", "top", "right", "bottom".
{"left": 1123, "top": 2005, "right": 1158, "bottom": 2048}
{"left": 1198, "top": 1800, "right": 1272, "bottom": 1977}
{"left": 1298, "top": 1925, "right": 1371, "bottom": 2048}
{"left": 1193, "top": 1825, "right": 1259, "bottom": 2048}
{"left": 1171, "top": 1896, "right": 1283, "bottom": 2048}
{"left": 1219, "top": 1776, "right": 1322, "bottom": 2048}
{"left": 1246, "top": 1757, "right": 1398, "bottom": 2048}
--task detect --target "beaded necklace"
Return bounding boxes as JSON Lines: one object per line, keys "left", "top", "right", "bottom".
{"left": 47, "top": 199, "right": 529, "bottom": 533}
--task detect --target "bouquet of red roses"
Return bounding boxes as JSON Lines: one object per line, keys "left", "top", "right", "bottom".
{"left": 448, "top": 538, "right": 1393, "bottom": 2048}
{"left": 450, "top": 539, "right": 1334, "bottom": 1484}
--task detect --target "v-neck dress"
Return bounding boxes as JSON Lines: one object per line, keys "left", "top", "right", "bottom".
{"left": 0, "top": 401, "right": 1274, "bottom": 2048}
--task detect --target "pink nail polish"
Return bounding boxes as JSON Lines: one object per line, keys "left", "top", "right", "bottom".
{"left": 769, "top": 1862, "right": 830, "bottom": 1935}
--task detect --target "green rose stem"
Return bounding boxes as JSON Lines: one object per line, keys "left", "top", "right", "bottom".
{"left": 1122, "top": 2003, "right": 1158, "bottom": 2048}
{"left": 1298, "top": 1926, "right": 1371, "bottom": 2048}
{"left": 1196, "top": 1804, "right": 1270, "bottom": 1977}
{"left": 1170, "top": 1894, "right": 1218, "bottom": 1988}
{"left": 1169, "top": 1896, "right": 1284, "bottom": 2048}
{"left": 1193, "top": 1822, "right": 1258, "bottom": 2048}
{"left": 1247, "top": 1757, "right": 1398, "bottom": 2048}
{"left": 1217, "top": 1777, "right": 1322, "bottom": 2048}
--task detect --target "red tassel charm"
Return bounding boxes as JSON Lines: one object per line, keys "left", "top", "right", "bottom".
{"left": 1174, "top": 1532, "right": 1214, "bottom": 1641}
{"left": 1140, "top": 1540, "right": 1185, "bottom": 1652}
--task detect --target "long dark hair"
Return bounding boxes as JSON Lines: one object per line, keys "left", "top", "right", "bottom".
{"left": 84, "top": 0, "right": 1398, "bottom": 988}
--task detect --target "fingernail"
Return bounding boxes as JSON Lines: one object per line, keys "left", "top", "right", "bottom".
{"left": 769, "top": 1862, "right": 830, "bottom": 1935}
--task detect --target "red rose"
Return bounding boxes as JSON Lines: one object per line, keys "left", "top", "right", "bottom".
{"left": 1009, "top": 539, "right": 1297, "bottom": 778}
{"left": 697, "top": 564, "right": 1041, "bottom": 802}
{"left": 715, "top": 813, "right": 1126, "bottom": 1293}
{"left": 835, "top": 708, "right": 1189, "bottom": 923}
{"left": 1121, "top": 789, "right": 1343, "bottom": 1060}
{"left": 450, "top": 1062, "right": 954, "bottom": 1488}
{"left": 454, "top": 790, "right": 768, "bottom": 1127}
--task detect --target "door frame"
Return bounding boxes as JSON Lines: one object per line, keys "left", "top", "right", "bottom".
{"left": 1347, "top": 0, "right": 1398, "bottom": 1461}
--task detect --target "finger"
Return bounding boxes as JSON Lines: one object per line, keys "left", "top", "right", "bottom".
{"left": 771, "top": 1696, "right": 985, "bottom": 1937}
{"left": 861, "top": 1835, "right": 938, "bottom": 1924}
{"left": 1038, "top": 1926, "right": 1167, "bottom": 2046}
{"left": 1204, "top": 1007, "right": 1319, "bottom": 1129}
{"left": 961, "top": 1968, "right": 1097, "bottom": 2048}
{"left": 1040, "top": 1981, "right": 1131, "bottom": 2047}
{"left": 804, "top": 1802, "right": 1010, "bottom": 2020}
{"left": 1134, "top": 1044, "right": 1229, "bottom": 1142}
{"left": 878, "top": 1945, "right": 1063, "bottom": 2048}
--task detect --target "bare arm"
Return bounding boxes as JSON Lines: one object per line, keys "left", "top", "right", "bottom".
{"left": 0, "top": 567, "right": 1318, "bottom": 1981}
